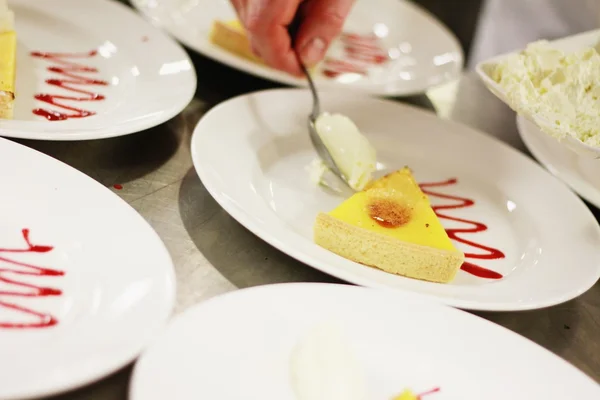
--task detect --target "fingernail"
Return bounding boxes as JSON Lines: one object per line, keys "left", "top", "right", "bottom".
{"left": 301, "top": 38, "right": 327, "bottom": 66}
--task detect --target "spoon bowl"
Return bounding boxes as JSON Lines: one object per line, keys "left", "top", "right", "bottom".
{"left": 299, "top": 63, "right": 348, "bottom": 184}
{"left": 294, "top": 49, "right": 353, "bottom": 189}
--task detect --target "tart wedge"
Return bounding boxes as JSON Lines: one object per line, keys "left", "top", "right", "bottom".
{"left": 209, "top": 19, "right": 264, "bottom": 65}
{"left": 0, "top": 0, "right": 16, "bottom": 119}
{"left": 314, "top": 167, "right": 464, "bottom": 283}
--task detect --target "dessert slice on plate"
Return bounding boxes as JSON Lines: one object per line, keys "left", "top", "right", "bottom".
{"left": 314, "top": 167, "right": 464, "bottom": 283}
{"left": 0, "top": 0, "right": 16, "bottom": 119}
{"left": 392, "top": 390, "right": 418, "bottom": 400}
{"left": 209, "top": 19, "right": 264, "bottom": 65}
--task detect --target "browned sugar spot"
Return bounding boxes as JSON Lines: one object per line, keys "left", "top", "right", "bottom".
{"left": 368, "top": 198, "right": 412, "bottom": 228}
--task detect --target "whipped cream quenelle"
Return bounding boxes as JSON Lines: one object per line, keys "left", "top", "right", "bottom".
{"left": 290, "top": 321, "right": 367, "bottom": 400}
{"left": 491, "top": 40, "right": 600, "bottom": 147}
{"left": 310, "top": 112, "right": 377, "bottom": 191}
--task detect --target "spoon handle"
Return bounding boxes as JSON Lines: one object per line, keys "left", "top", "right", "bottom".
{"left": 288, "top": 12, "right": 321, "bottom": 120}
{"left": 287, "top": 12, "right": 302, "bottom": 47}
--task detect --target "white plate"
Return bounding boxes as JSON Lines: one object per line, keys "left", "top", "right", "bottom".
{"left": 0, "top": 0, "right": 196, "bottom": 141}
{"left": 130, "top": 283, "right": 600, "bottom": 400}
{"left": 0, "top": 137, "right": 176, "bottom": 399}
{"left": 517, "top": 114, "right": 600, "bottom": 209}
{"left": 191, "top": 88, "right": 600, "bottom": 311}
{"left": 131, "top": 0, "right": 463, "bottom": 96}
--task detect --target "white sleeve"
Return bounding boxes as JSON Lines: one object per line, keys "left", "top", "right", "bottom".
{"left": 467, "top": 0, "right": 600, "bottom": 69}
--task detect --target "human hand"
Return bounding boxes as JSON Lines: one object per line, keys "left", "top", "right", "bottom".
{"left": 230, "top": 0, "right": 354, "bottom": 76}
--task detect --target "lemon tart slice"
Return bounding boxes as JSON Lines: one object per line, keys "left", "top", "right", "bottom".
{"left": 209, "top": 18, "right": 319, "bottom": 72}
{"left": 392, "top": 390, "right": 418, "bottom": 400}
{"left": 314, "top": 167, "right": 464, "bottom": 283}
{"left": 0, "top": 0, "right": 15, "bottom": 119}
{"left": 209, "top": 19, "right": 264, "bottom": 65}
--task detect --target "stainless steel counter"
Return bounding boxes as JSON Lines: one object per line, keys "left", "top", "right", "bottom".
{"left": 16, "top": 48, "right": 599, "bottom": 399}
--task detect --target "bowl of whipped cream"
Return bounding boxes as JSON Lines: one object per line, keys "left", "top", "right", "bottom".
{"left": 476, "top": 29, "right": 600, "bottom": 159}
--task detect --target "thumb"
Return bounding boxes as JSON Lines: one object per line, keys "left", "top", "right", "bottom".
{"left": 295, "top": 0, "right": 355, "bottom": 66}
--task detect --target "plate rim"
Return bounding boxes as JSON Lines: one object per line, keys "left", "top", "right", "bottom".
{"left": 0, "top": 137, "right": 177, "bottom": 399}
{"left": 190, "top": 88, "right": 600, "bottom": 312}
{"left": 129, "top": 282, "right": 600, "bottom": 399}
{"left": 0, "top": 0, "right": 197, "bottom": 141}
{"left": 129, "top": 0, "right": 464, "bottom": 97}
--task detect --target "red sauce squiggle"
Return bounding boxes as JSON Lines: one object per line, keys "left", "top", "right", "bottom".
{"left": 418, "top": 387, "right": 441, "bottom": 399}
{"left": 342, "top": 33, "right": 388, "bottom": 64}
{"left": 322, "top": 32, "right": 388, "bottom": 79}
{"left": 30, "top": 50, "right": 108, "bottom": 121}
{"left": 0, "top": 229, "right": 64, "bottom": 329}
{"left": 420, "top": 179, "right": 505, "bottom": 280}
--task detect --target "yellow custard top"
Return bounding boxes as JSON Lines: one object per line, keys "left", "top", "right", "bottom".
{"left": 392, "top": 390, "right": 418, "bottom": 400}
{"left": 328, "top": 168, "right": 457, "bottom": 251}
{"left": 0, "top": 30, "right": 16, "bottom": 94}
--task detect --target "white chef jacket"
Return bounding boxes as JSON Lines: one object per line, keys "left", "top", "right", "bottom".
{"left": 468, "top": 0, "right": 600, "bottom": 68}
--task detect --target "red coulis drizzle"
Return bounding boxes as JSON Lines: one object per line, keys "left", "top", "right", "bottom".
{"left": 30, "top": 50, "right": 108, "bottom": 121}
{"left": 418, "top": 387, "right": 441, "bottom": 399}
{"left": 419, "top": 179, "right": 505, "bottom": 280}
{"left": 323, "top": 32, "right": 388, "bottom": 79}
{"left": 0, "top": 229, "right": 64, "bottom": 329}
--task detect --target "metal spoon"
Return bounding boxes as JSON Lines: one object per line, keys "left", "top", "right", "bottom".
{"left": 298, "top": 62, "right": 350, "bottom": 185}
{"left": 289, "top": 17, "right": 352, "bottom": 190}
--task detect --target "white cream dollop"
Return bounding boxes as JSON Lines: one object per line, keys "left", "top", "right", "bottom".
{"left": 312, "top": 112, "right": 377, "bottom": 191}
{"left": 290, "top": 321, "right": 367, "bottom": 400}
{"left": 491, "top": 40, "right": 600, "bottom": 147}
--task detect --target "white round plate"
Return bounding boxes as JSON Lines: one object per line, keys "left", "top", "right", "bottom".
{"left": 131, "top": 0, "right": 463, "bottom": 96}
{"left": 0, "top": 137, "right": 175, "bottom": 400}
{"left": 0, "top": 0, "right": 196, "bottom": 141}
{"left": 517, "top": 115, "right": 600, "bottom": 209}
{"left": 130, "top": 283, "right": 600, "bottom": 400}
{"left": 191, "top": 88, "right": 600, "bottom": 311}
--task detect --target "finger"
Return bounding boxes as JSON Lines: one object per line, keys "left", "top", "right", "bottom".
{"left": 295, "top": 0, "right": 355, "bottom": 66}
{"left": 259, "top": 25, "right": 304, "bottom": 76}
{"left": 230, "top": 0, "right": 246, "bottom": 21}
{"left": 243, "top": 0, "right": 304, "bottom": 76}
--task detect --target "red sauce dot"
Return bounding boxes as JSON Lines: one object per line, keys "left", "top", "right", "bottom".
{"left": 113, "top": 184, "right": 123, "bottom": 190}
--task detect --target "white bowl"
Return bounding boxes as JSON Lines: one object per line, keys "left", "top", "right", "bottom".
{"left": 475, "top": 29, "right": 600, "bottom": 159}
